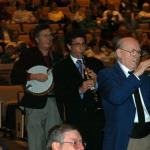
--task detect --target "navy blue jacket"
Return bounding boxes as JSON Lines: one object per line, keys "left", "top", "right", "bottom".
{"left": 98, "top": 62, "right": 150, "bottom": 150}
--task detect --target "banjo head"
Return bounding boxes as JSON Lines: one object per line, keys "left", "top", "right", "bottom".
{"left": 26, "top": 65, "right": 53, "bottom": 95}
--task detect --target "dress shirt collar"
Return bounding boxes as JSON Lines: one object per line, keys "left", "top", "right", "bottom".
{"left": 117, "top": 60, "right": 131, "bottom": 77}
{"left": 70, "top": 54, "right": 83, "bottom": 64}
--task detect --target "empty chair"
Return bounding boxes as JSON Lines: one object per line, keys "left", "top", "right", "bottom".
{"left": 0, "top": 64, "right": 14, "bottom": 85}
{"left": 0, "top": 85, "right": 24, "bottom": 106}
{"left": 18, "top": 34, "right": 30, "bottom": 45}
{"left": 22, "top": 23, "right": 37, "bottom": 34}
{"left": 5, "top": 23, "right": 21, "bottom": 33}
{"left": 138, "top": 23, "right": 150, "bottom": 30}
{"left": 5, "top": 6, "right": 16, "bottom": 15}
{"left": 0, "top": 85, "right": 24, "bottom": 137}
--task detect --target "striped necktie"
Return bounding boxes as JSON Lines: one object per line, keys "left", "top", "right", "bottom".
{"left": 76, "top": 59, "right": 84, "bottom": 78}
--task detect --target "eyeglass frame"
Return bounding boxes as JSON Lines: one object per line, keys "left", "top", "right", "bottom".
{"left": 59, "top": 140, "right": 87, "bottom": 147}
{"left": 119, "top": 47, "right": 143, "bottom": 56}
{"left": 71, "top": 42, "right": 87, "bottom": 48}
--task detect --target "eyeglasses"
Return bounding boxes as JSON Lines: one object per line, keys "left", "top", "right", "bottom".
{"left": 71, "top": 42, "right": 87, "bottom": 48}
{"left": 60, "top": 140, "right": 86, "bottom": 148}
{"left": 120, "top": 48, "right": 142, "bottom": 56}
{"left": 40, "top": 33, "right": 53, "bottom": 38}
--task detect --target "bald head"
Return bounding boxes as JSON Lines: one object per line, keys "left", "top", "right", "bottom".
{"left": 116, "top": 37, "right": 139, "bottom": 50}
{"left": 116, "top": 37, "right": 141, "bottom": 70}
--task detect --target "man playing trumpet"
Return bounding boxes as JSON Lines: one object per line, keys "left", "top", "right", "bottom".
{"left": 53, "top": 29, "right": 105, "bottom": 150}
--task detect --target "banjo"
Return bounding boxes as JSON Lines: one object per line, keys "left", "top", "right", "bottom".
{"left": 26, "top": 65, "right": 53, "bottom": 96}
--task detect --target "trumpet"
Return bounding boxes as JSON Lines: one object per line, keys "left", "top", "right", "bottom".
{"left": 84, "top": 68, "right": 99, "bottom": 103}
{"left": 84, "top": 68, "right": 101, "bottom": 112}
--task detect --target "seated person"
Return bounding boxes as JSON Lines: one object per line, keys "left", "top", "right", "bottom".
{"left": 101, "top": 4, "right": 124, "bottom": 23}
{"left": 0, "top": 25, "right": 12, "bottom": 44}
{"left": 0, "top": 42, "right": 20, "bottom": 64}
{"left": 46, "top": 124, "right": 85, "bottom": 150}
{"left": 10, "top": 30, "right": 27, "bottom": 48}
{"left": 84, "top": 40, "right": 115, "bottom": 66}
{"left": 48, "top": 2, "right": 65, "bottom": 23}
{"left": 0, "top": 25, "right": 27, "bottom": 52}
{"left": 68, "top": 0, "right": 80, "bottom": 13}
{"left": 137, "top": 3, "right": 150, "bottom": 20}
{"left": 12, "top": 0, "right": 37, "bottom": 23}
{"left": 123, "top": 9, "right": 138, "bottom": 32}
{"left": 0, "top": 24, "right": 13, "bottom": 53}
{"left": 0, "top": 5, "right": 11, "bottom": 23}
{"left": 73, "top": 6, "right": 89, "bottom": 22}
{"left": 140, "top": 32, "right": 150, "bottom": 48}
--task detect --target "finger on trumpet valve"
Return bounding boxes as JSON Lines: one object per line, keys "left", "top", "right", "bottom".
{"left": 85, "top": 68, "right": 90, "bottom": 79}
{"left": 85, "top": 68, "right": 93, "bottom": 79}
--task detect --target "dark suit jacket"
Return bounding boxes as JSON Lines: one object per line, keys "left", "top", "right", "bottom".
{"left": 11, "top": 47, "right": 63, "bottom": 108}
{"left": 98, "top": 62, "right": 150, "bottom": 150}
{"left": 53, "top": 55, "right": 105, "bottom": 150}
{"left": 53, "top": 55, "right": 105, "bottom": 125}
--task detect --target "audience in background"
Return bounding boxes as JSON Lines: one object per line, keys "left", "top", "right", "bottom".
{"left": 0, "top": 5, "right": 11, "bottom": 23}
{"left": 26, "top": 0, "right": 41, "bottom": 11}
{"left": 12, "top": 0, "right": 37, "bottom": 23}
{"left": 137, "top": 2, "right": 150, "bottom": 20}
{"left": 48, "top": 1, "right": 65, "bottom": 23}
{"left": 53, "top": 28, "right": 67, "bottom": 57}
{"left": 68, "top": 0, "right": 80, "bottom": 14}
{"left": 0, "top": 1, "right": 150, "bottom": 150}
{"left": 90, "top": 0, "right": 106, "bottom": 20}
{"left": 119, "top": 0, "right": 130, "bottom": 16}
{"left": 0, "top": 24, "right": 27, "bottom": 56}
{"left": 130, "top": 0, "right": 140, "bottom": 13}
{"left": 10, "top": 30, "right": 26, "bottom": 47}
{"left": 0, "top": 0, "right": 149, "bottom": 67}
{"left": 123, "top": 9, "right": 138, "bottom": 33}
{"left": 73, "top": 6, "right": 89, "bottom": 22}
{"left": 0, "top": 42, "right": 20, "bottom": 64}
{"left": 0, "top": 25, "right": 12, "bottom": 44}
{"left": 140, "top": 32, "right": 150, "bottom": 48}
{"left": 34, "top": 6, "right": 49, "bottom": 24}
{"left": 9, "top": 0, "right": 17, "bottom": 6}
{"left": 102, "top": 4, "right": 124, "bottom": 23}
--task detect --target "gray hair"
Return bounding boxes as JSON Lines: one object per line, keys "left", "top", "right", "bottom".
{"left": 46, "top": 124, "right": 78, "bottom": 150}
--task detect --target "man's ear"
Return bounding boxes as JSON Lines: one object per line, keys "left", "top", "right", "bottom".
{"left": 51, "top": 142, "right": 61, "bottom": 150}
{"left": 67, "top": 44, "right": 71, "bottom": 51}
{"left": 116, "top": 48, "right": 121, "bottom": 58}
{"left": 35, "top": 37, "right": 39, "bottom": 43}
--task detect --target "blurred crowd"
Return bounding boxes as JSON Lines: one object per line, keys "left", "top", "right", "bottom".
{"left": 0, "top": 0, "right": 150, "bottom": 65}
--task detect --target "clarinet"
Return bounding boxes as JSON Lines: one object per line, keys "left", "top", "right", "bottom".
{"left": 84, "top": 67, "right": 101, "bottom": 112}
{"left": 84, "top": 68, "right": 98, "bottom": 98}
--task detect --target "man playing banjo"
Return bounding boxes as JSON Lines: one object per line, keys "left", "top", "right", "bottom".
{"left": 11, "top": 24, "right": 62, "bottom": 150}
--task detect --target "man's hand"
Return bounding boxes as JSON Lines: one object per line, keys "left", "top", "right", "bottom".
{"left": 85, "top": 68, "right": 97, "bottom": 84}
{"left": 29, "top": 73, "right": 48, "bottom": 82}
{"left": 79, "top": 80, "right": 95, "bottom": 93}
{"left": 134, "top": 59, "right": 150, "bottom": 76}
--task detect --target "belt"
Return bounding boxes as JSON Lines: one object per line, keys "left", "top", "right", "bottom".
{"left": 131, "top": 122, "right": 150, "bottom": 139}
